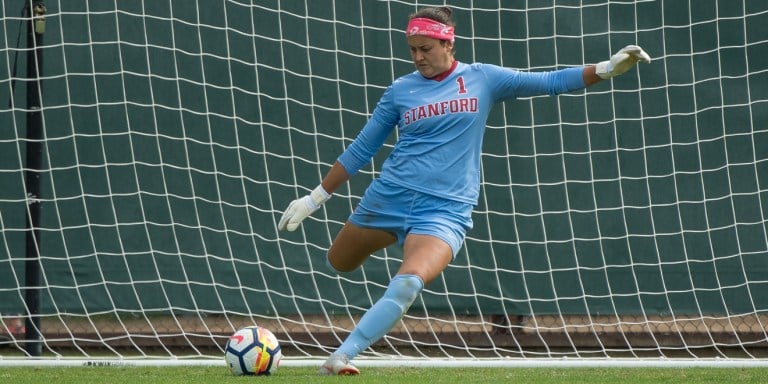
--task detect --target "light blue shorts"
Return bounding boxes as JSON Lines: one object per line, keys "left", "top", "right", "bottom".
{"left": 348, "top": 178, "right": 474, "bottom": 257}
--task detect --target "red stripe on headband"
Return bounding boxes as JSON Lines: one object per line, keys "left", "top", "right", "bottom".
{"left": 405, "top": 17, "right": 455, "bottom": 42}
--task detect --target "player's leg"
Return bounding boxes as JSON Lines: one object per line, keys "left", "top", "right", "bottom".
{"left": 320, "top": 234, "right": 452, "bottom": 375}
{"left": 320, "top": 182, "right": 468, "bottom": 375}
{"left": 338, "top": 234, "right": 452, "bottom": 353}
{"left": 398, "top": 233, "right": 453, "bottom": 284}
{"left": 326, "top": 221, "right": 396, "bottom": 273}
{"left": 326, "top": 178, "right": 403, "bottom": 273}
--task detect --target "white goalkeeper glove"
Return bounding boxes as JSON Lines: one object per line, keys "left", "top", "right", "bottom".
{"left": 278, "top": 185, "right": 331, "bottom": 231}
{"left": 595, "top": 45, "right": 651, "bottom": 79}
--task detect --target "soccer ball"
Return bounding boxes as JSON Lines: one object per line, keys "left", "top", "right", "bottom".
{"left": 224, "top": 326, "right": 282, "bottom": 375}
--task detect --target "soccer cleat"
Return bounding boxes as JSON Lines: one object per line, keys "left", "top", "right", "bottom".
{"left": 318, "top": 353, "right": 360, "bottom": 375}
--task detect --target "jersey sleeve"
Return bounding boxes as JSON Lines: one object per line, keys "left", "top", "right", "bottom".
{"left": 336, "top": 85, "right": 399, "bottom": 176}
{"left": 480, "top": 63, "right": 586, "bottom": 100}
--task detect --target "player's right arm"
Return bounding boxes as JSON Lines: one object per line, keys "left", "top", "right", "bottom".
{"left": 319, "top": 161, "right": 351, "bottom": 195}
{"left": 277, "top": 161, "right": 349, "bottom": 232}
{"left": 278, "top": 86, "right": 399, "bottom": 232}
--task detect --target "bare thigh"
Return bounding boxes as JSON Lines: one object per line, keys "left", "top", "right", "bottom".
{"left": 327, "top": 221, "right": 397, "bottom": 272}
{"left": 399, "top": 234, "right": 453, "bottom": 285}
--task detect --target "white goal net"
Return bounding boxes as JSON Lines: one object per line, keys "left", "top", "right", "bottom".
{"left": 1, "top": 0, "right": 767, "bottom": 365}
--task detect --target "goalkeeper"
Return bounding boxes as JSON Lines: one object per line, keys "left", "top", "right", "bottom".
{"left": 279, "top": 5, "right": 650, "bottom": 376}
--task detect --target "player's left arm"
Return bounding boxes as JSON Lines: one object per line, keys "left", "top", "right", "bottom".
{"left": 582, "top": 65, "right": 603, "bottom": 87}
{"left": 489, "top": 45, "right": 650, "bottom": 99}
{"left": 586, "top": 44, "right": 651, "bottom": 85}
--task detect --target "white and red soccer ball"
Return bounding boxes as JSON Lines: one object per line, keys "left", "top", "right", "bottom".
{"left": 224, "top": 326, "right": 282, "bottom": 375}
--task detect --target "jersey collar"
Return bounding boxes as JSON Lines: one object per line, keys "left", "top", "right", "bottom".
{"left": 429, "top": 60, "right": 458, "bottom": 82}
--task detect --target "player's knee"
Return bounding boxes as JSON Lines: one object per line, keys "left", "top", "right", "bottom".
{"left": 383, "top": 274, "right": 424, "bottom": 311}
{"left": 326, "top": 255, "right": 357, "bottom": 274}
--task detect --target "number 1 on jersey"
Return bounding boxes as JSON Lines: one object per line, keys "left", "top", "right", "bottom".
{"left": 456, "top": 76, "right": 467, "bottom": 94}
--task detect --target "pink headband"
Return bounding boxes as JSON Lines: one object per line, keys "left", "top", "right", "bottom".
{"left": 405, "top": 17, "right": 455, "bottom": 42}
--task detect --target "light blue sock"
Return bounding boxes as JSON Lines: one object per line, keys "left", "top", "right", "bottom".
{"left": 335, "top": 274, "right": 424, "bottom": 359}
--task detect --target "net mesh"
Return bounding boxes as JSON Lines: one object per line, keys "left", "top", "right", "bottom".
{"left": 0, "top": 0, "right": 767, "bottom": 361}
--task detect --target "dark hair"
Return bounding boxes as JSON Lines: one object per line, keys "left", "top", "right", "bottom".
{"left": 409, "top": 6, "right": 455, "bottom": 26}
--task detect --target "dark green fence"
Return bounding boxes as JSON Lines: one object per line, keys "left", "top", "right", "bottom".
{"left": 0, "top": 0, "right": 766, "bottom": 317}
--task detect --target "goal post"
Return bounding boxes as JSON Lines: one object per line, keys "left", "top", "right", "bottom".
{"left": 1, "top": 0, "right": 767, "bottom": 365}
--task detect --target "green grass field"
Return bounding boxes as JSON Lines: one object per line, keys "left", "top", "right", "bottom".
{"left": 3, "top": 366, "right": 768, "bottom": 384}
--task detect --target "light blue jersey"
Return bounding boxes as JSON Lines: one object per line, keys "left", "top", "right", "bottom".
{"left": 338, "top": 62, "right": 586, "bottom": 205}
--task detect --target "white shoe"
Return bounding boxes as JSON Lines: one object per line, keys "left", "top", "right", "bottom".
{"left": 318, "top": 353, "right": 360, "bottom": 375}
